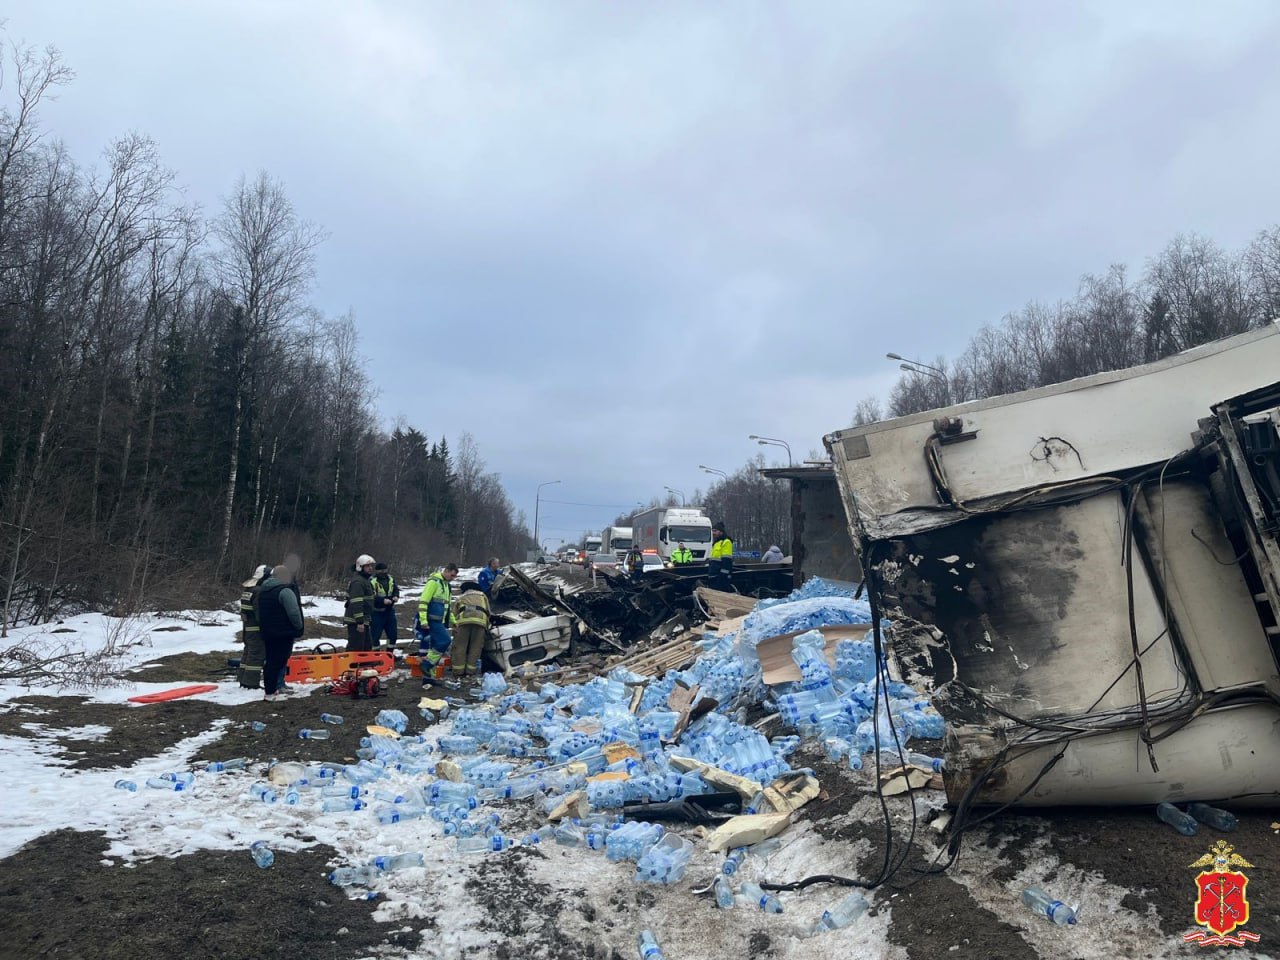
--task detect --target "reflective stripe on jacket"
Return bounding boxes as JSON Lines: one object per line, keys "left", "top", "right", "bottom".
{"left": 453, "top": 589, "right": 490, "bottom": 628}
{"left": 344, "top": 571, "right": 375, "bottom": 624}
{"left": 710, "top": 537, "right": 734, "bottom": 561}
{"left": 239, "top": 587, "right": 260, "bottom": 636}
{"left": 373, "top": 574, "right": 398, "bottom": 600}
{"left": 419, "top": 572, "right": 454, "bottom": 624}
{"left": 670, "top": 548, "right": 693, "bottom": 565}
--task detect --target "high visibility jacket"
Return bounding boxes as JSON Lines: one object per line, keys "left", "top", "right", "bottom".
{"left": 344, "top": 571, "right": 375, "bottom": 624}
{"left": 710, "top": 537, "right": 734, "bottom": 561}
{"left": 453, "top": 588, "right": 490, "bottom": 628}
{"left": 419, "top": 572, "right": 454, "bottom": 625}
{"left": 373, "top": 573, "right": 399, "bottom": 603}
{"left": 239, "top": 586, "right": 260, "bottom": 638}
{"left": 670, "top": 548, "right": 694, "bottom": 565}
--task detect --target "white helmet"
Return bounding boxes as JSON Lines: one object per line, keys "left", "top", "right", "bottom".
{"left": 356, "top": 554, "right": 376, "bottom": 567}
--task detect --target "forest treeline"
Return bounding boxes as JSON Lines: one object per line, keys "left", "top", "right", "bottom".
{"left": 857, "top": 229, "right": 1280, "bottom": 422}
{"left": 0, "top": 43, "right": 527, "bottom": 626}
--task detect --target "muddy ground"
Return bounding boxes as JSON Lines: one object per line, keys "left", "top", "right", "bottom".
{"left": 1, "top": 634, "right": 1277, "bottom": 959}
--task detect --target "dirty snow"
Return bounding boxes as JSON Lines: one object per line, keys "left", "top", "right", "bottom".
{"left": 0, "top": 597, "right": 1269, "bottom": 960}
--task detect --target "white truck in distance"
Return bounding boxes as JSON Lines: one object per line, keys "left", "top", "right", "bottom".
{"left": 631, "top": 507, "right": 713, "bottom": 561}
{"left": 582, "top": 535, "right": 603, "bottom": 566}
{"left": 601, "top": 525, "right": 633, "bottom": 560}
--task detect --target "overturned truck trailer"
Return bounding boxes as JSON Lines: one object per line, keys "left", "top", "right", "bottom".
{"left": 827, "top": 325, "right": 1280, "bottom": 807}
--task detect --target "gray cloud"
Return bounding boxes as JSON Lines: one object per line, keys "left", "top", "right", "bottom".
{"left": 12, "top": 0, "right": 1280, "bottom": 541}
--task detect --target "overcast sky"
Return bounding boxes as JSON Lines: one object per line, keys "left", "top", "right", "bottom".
{"left": 10, "top": 2, "right": 1280, "bottom": 548}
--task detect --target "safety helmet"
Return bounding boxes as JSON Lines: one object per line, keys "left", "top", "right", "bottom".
{"left": 356, "top": 554, "right": 376, "bottom": 567}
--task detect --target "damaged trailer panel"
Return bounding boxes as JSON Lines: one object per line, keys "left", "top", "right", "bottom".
{"left": 826, "top": 324, "right": 1280, "bottom": 807}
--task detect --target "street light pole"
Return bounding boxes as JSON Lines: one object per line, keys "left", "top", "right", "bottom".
{"left": 664, "top": 486, "right": 686, "bottom": 506}
{"left": 533, "top": 480, "right": 561, "bottom": 558}
{"left": 699, "top": 464, "right": 729, "bottom": 480}
{"left": 748, "top": 434, "right": 792, "bottom": 466}
{"left": 887, "top": 352, "right": 950, "bottom": 403}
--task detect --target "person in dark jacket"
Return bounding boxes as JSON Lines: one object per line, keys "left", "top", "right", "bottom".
{"left": 344, "top": 553, "right": 377, "bottom": 652}
{"left": 237, "top": 564, "right": 270, "bottom": 689}
{"left": 257, "top": 564, "right": 304, "bottom": 701}
{"left": 709, "top": 522, "right": 734, "bottom": 591}
{"left": 370, "top": 562, "right": 400, "bottom": 650}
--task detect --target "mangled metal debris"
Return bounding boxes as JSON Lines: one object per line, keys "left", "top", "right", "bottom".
{"left": 826, "top": 324, "right": 1280, "bottom": 807}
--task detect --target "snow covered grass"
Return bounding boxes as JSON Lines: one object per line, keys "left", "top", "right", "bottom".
{"left": 0, "top": 596, "right": 1270, "bottom": 960}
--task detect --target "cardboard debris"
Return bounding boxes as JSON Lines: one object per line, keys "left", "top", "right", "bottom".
{"left": 586, "top": 771, "right": 630, "bottom": 783}
{"left": 878, "top": 765, "right": 932, "bottom": 796}
{"left": 366, "top": 724, "right": 400, "bottom": 739}
{"left": 706, "top": 812, "right": 792, "bottom": 853}
{"left": 931, "top": 811, "right": 953, "bottom": 834}
{"left": 669, "top": 755, "right": 762, "bottom": 801}
{"left": 547, "top": 790, "right": 588, "bottom": 822}
{"left": 757, "top": 624, "right": 874, "bottom": 685}
{"left": 434, "top": 759, "right": 464, "bottom": 783}
{"left": 418, "top": 697, "right": 447, "bottom": 711}
{"left": 761, "top": 773, "right": 820, "bottom": 814}
{"left": 602, "top": 742, "right": 641, "bottom": 764}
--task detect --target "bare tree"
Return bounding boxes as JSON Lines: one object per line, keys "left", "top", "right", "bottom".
{"left": 210, "top": 172, "right": 325, "bottom": 568}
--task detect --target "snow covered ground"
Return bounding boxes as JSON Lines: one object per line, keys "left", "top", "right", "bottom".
{"left": 0, "top": 594, "right": 1271, "bottom": 960}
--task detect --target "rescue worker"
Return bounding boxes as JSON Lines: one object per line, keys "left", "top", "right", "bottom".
{"left": 450, "top": 580, "right": 490, "bottom": 684}
{"left": 344, "top": 553, "right": 377, "bottom": 652}
{"left": 418, "top": 562, "right": 458, "bottom": 683}
{"left": 709, "top": 522, "right": 734, "bottom": 591}
{"left": 478, "top": 557, "right": 501, "bottom": 596}
{"left": 370, "top": 561, "right": 400, "bottom": 650}
{"left": 670, "top": 542, "right": 694, "bottom": 566}
{"left": 237, "top": 564, "right": 270, "bottom": 689}
{"left": 627, "top": 546, "right": 644, "bottom": 576}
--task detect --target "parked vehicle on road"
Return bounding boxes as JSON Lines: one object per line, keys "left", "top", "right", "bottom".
{"left": 631, "top": 507, "right": 713, "bottom": 561}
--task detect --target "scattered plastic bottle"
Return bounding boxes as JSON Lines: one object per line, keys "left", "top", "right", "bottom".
{"left": 1156, "top": 802, "right": 1199, "bottom": 836}
{"left": 145, "top": 776, "right": 186, "bottom": 791}
{"left": 329, "top": 865, "right": 378, "bottom": 887}
{"left": 811, "top": 891, "right": 869, "bottom": 933}
{"left": 1187, "top": 802, "right": 1237, "bottom": 832}
{"left": 740, "top": 881, "right": 784, "bottom": 913}
{"left": 250, "top": 721, "right": 267, "bottom": 732}
{"left": 1021, "top": 887, "right": 1078, "bottom": 925}
{"left": 283, "top": 788, "right": 300, "bottom": 806}
{"left": 374, "top": 709, "right": 409, "bottom": 733}
{"left": 377, "top": 805, "right": 427, "bottom": 825}
{"left": 321, "top": 797, "right": 365, "bottom": 812}
{"left": 160, "top": 771, "right": 195, "bottom": 785}
{"left": 372, "top": 852, "right": 425, "bottom": 871}
{"left": 637, "top": 929, "right": 666, "bottom": 960}
{"left": 250, "top": 840, "right": 274, "bottom": 869}
{"left": 375, "top": 790, "right": 414, "bottom": 804}
{"left": 249, "top": 782, "right": 278, "bottom": 804}
{"left": 206, "top": 759, "right": 247, "bottom": 772}
{"left": 319, "top": 713, "right": 345, "bottom": 725}
{"left": 298, "top": 729, "right": 330, "bottom": 740}
{"left": 114, "top": 779, "right": 138, "bottom": 792}
{"left": 722, "top": 847, "right": 747, "bottom": 875}
{"left": 713, "top": 875, "right": 735, "bottom": 909}
{"left": 748, "top": 837, "right": 783, "bottom": 859}
{"left": 457, "top": 833, "right": 517, "bottom": 854}
{"left": 321, "top": 784, "right": 365, "bottom": 799}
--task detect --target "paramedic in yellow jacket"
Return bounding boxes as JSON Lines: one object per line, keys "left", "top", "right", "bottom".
{"left": 709, "top": 522, "right": 734, "bottom": 591}
{"left": 451, "top": 582, "right": 491, "bottom": 681}
{"left": 417, "top": 563, "right": 458, "bottom": 679}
